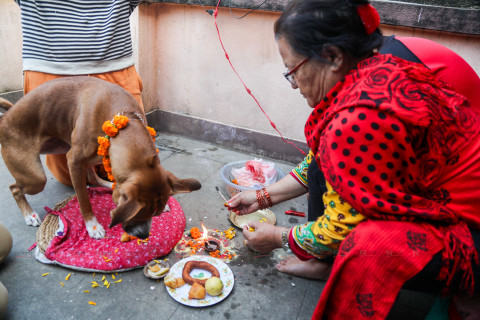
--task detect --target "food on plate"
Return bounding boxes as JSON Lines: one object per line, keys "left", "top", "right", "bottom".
{"left": 147, "top": 263, "right": 169, "bottom": 277}
{"left": 182, "top": 260, "right": 220, "bottom": 286}
{"left": 164, "top": 274, "right": 186, "bottom": 289}
{"left": 188, "top": 282, "right": 206, "bottom": 300}
{"left": 205, "top": 276, "right": 223, "bottom": 296}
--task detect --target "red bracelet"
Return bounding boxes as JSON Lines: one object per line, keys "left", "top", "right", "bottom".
{"left": 262, "top": 188, "right": 273, "bottom": 207}
{"left": 256, "top": 189, "right": 267, "bottom": 209}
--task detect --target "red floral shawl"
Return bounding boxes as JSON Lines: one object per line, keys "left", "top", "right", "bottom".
{"left": 307, "top": 54, "right": 480, "bottom": 319}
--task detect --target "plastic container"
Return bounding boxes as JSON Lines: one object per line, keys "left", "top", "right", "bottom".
{"left": 220, "top": 160, "right": 286, "bottom": 197}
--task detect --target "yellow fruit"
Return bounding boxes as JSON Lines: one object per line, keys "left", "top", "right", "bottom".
{"left": 205, "top": 276, "right": 223, "bottom": 296}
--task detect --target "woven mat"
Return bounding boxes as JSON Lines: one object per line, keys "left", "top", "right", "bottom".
{"left": 37, "top": 196, "right": 74, "bottom": 254}
{"left": 35, "top": 187, "right": 186, "bottom": 272}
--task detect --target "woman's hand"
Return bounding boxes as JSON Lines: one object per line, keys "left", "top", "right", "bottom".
{"left": 242, "top": 221, "right": 285, "bottom": 254}
{"left": 227, "top": 190, "right": 258, "bottom": 215}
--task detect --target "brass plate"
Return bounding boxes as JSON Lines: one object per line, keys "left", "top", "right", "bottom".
{"left": 229, "top": 209, "right": 276, "bottom": 229}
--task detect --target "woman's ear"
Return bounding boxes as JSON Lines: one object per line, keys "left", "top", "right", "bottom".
{"left": 323, "top": 46, "right": 344, "bottom": 71}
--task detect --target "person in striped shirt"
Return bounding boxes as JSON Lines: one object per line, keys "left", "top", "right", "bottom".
{"left": 15, "top": 0, "right": 144, "bottom": 186}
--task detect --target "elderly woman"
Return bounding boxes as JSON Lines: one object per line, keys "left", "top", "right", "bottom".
{"left": 228, "top": 0, "right": 480, "bottom": 318}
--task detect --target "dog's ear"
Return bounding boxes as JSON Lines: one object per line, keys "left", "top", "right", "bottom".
{"left": 109, "top": 198, "right": 144, "bottom": 228}
{"left": 146, "top": 154, "right": 160, "bottom": 168}
{"left": 167, "top": 171, "right": 202, "bottom": 195}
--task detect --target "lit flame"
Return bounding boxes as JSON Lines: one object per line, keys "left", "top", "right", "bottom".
{"left": 201, "top": 221, "right": 209, "bottom": 242}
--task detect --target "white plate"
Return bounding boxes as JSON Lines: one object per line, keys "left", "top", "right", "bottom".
{"left": 165, "top": 255, "right": 234, "bottom": 307}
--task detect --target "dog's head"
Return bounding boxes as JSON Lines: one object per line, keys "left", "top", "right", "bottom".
{"left": 109, "top": 155, "right": 201, "bottom": 239}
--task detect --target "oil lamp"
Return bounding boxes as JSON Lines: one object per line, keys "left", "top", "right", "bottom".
{"left": 201, "top": 222, "right": 220, "bottom": 252}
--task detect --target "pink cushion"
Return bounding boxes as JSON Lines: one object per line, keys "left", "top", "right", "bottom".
{"left": 43, "top": 187, "right": 185, "bottom": 272}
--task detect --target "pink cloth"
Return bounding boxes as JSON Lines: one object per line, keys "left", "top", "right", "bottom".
{"left": 42, "top": 187, "right": 185, "bottom": 272}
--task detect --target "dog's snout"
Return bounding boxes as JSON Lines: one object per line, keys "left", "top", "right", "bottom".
{"left": 124, "top": 227, "right": 149, "bottom": 240}
{"left": 123, "top": 220, "right": 152, "bottom": 240}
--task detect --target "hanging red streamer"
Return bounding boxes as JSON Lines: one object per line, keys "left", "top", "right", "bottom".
{"left": 212, "top": 1, "right": 306, "bottom": 156}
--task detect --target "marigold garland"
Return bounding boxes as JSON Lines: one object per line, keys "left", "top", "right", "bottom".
{"left": 97, "top": 114, "right": 157, "bottom": 189}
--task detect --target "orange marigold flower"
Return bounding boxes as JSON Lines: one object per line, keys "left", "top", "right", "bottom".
{"left": 147, "top": 126, "right": 156, "bottom": 139}
{"left": 102, "top": 158, "right": 112, "bottom": 171}
{"left": 190, "top": 227, "right": 201, "bottom": 239}
{"left": 102, "top": 121, "right": 119, "bottom": 137}
{"left": 97, "top": 136, "right": 110, "bottom": 149}
{"left": 112, "top": 115, "right": 129, "bottom": 129}
{"left": 97, "top": 146, "right": 108, "bottom": 156}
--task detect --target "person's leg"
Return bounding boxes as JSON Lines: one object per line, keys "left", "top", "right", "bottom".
{"left": 0, "top": 223, "right": 12, "bottom": 264}
{"left": 23, "top": 71, "right": 73, "bottom": 186}
{"left": 276, "top": 256, "right": 332, "bottom": 280}
{"left": 402, "top": 227, "right": 480, "bottom": 294}
{"left": 91, "top": 66, "right": 144, "bottom": 111}
{"left": 0, "top": 282, "right": 7, "bottom": 320}
{"left": 0, "top": 222, "right": 13, "bottom": 319}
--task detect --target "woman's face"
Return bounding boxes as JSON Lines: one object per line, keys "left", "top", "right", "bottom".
{"left": 277, "top": 36, "right": 338, "bottom": 108}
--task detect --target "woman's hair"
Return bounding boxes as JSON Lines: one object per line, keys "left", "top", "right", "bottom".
{"left": 274, "top": 0, "right": 383, "bottom": 61}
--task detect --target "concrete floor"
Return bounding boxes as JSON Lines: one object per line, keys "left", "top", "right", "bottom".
{"left": 6, "top": 130, "right": 473, "bottom": 319}
{"left": 0, "top": 132, "right": 325, "bottom": 320}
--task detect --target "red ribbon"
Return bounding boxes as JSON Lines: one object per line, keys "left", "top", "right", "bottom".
{"left": 356, "top": 4, "right": 380, "bottom": 35}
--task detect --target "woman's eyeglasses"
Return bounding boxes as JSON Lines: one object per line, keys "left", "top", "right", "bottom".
{"left": 283, "top": 58, "right": 309, "bottom": 85}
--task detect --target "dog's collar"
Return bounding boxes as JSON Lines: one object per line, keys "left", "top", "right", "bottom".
{"left": 118, "top": 111, "right": 146, "bottom": 126}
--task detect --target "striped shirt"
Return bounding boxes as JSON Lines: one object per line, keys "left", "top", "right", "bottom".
{"left": 15, "top": 0, "right": 142, "bottom": 75}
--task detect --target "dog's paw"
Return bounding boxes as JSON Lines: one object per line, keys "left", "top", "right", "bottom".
{"left": 25, "top": 212, "right": 42, "bottom": 227}
{"left": 163, "top": 204, "right": 171, "bottom": 213}
{"left": 85, "top": 218, "right": 106, "bottom": 239}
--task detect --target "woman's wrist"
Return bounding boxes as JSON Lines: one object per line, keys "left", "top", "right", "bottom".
{"left": 256, "top": 187, "right": 273, "bottom": 209}
{"left": 273, "top": 227, "right": 289, "bottom": 249}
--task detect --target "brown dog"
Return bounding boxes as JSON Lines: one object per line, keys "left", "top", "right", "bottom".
{"left": 0, "top": 77, "right": 201, "bottom": 239}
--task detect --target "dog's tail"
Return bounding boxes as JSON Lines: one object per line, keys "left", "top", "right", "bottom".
{"left": 0, "top": 97, "right": 13, "bottom": 119}
{"left": 0, "top": 97, "right": 13, "bottom": 110}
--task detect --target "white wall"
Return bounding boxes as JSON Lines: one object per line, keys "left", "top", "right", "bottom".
{"left": 1, "top": 1, "right": 479, "bottom": 143}
{"left": 0, "top": 0, "right": 22, "bottom": 92}
{"left": 137, "top": 4, "right": 480, "bottom": 142}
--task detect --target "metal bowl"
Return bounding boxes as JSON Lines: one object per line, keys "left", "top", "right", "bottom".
{"left": 143, "top": 260, "right": 170, "bottom": 279}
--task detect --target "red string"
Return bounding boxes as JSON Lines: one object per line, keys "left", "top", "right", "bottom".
{"left": 213, "top": 2, "right": 306, "bottom": 156}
